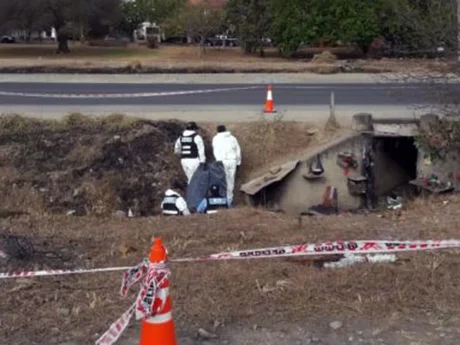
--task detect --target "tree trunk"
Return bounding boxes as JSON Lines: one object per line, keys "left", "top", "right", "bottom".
{"left": 79, "top": 27, "right": 85, "bottom": 43}
{"left": 360, "top": 43, "right": 369, "bottom": 58}
{"left": 56, "top": 34, "right": 70, "bottom": 54}
{"left": 200, "top": 36, "right": 206, "bottom": 57}
{"left": 259, "top": 47, "right": 265, "bottom": 58}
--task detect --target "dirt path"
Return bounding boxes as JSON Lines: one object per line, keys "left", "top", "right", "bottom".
{"left": 116, "top": 316, "right": 460, "bottom": 345}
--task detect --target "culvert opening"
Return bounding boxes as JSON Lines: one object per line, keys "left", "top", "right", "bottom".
{"left": 373, "top": 135, "right": 419, "bottom": 200}
{"left": 379, "top": 136, "right": 418, "bottom": 178}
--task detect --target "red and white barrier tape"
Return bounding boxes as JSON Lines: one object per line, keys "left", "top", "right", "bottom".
{"left": 0, "top": 266, "right": 132, "bottom": 279}
{"left": 169, "top": 239, "right": 460, "bottom": 263}
{"left": 96, "top": 260, "right": 170, "bottom": 345}
{"left": 1, "top": 239, "right": 460, "bottom": 279}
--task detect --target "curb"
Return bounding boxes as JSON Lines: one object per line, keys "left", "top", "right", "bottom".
{"left": 0, "top": 65, "right": 393, "bottom": 75}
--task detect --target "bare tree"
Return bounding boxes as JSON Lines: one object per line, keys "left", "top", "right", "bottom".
{"left": 0, "top": 0, "right": 121, "bottom": 53}
{"left": 173, "top": 0, "right": 224, "bottom": 54}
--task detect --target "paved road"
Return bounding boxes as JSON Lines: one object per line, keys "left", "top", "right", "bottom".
{"left": 0, "top": 82, "right": 452, "bottom": 106}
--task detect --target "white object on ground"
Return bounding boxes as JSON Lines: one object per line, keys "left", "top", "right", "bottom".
{"left": 323, "top": 253, "right": 397, "bottom": 269}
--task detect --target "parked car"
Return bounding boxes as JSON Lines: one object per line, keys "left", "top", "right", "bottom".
{"left": 203, "top": 36, "right": 239, "bottom": 47}
{"left": 1, "top": 36, "right": 16, "bottom": 43}
{"left": 163, "top": 36, "right": 188, "bottom": 45}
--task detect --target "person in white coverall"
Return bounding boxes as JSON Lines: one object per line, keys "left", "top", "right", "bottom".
{"left": 212, "top": 124, "right": 241, "bottom": 206}
{"left": 174, "top": 122, "right": 206, "bottom": 184}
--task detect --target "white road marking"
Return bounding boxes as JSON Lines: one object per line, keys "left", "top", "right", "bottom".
{"left": 0, "top": 86, "right": 262, "bottom": 99}
{"left": 275, "top": 85, "right": 423, "bottom": 90}
{"left": 0, "top": 84, "right": 430, "bottom": 100}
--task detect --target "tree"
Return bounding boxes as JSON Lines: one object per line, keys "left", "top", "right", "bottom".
{"left": 225, "top": 0, "right": 272, "bottom": 56}
{"left": 270, "top": 0, "right": 310, "bottom": 57}
{"left": 45, "top": 0, "right": 122, "bottom": 52}
{"left": 173, "top": 0, "right": 224, "bottom": 52}
{"left": 0, "top": 0, "right": 121, "bottom": 53}
{"left": 138, "top": 0, "right": 185, "bottom": 26}
{"left": 13, "top": 1, "right": 49, "bottom": 41}
{"left": 116, "top": 0, "right": 145, "bottom": 40}
{"left": 120, "top": 0, "right": 184, "bottom": 46}
{"left": 382, "top": 0, "right": 457, "bottom": 53}
{"left": 379, "top": 2, "right": 459, "bottom": 165}
{"left": 325, "top": 0, "right": 381, "bottom": 54}
{"left": 271, "top": 0, "right": 382, "bottom": 57}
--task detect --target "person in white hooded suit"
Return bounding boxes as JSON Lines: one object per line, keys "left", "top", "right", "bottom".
{"left": 212, "top": 124, "right": 241, "bottom": 206}
{"left": 174, "top": 121, "right": 206, "bottom": 184}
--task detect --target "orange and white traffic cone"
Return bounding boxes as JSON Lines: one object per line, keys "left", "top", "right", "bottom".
{"left": 263, "top": 84, "right": 276, "bottom": 113}
{"left": 139, "top": 238, "right": 177, "bottom": 345}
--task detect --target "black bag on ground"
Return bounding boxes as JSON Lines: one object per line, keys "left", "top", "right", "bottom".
{"left": 186, "top": 162, "right": 227, "bottom": 210}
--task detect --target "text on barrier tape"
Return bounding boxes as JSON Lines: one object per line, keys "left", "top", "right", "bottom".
{"left": 1, "top": 239, "right": 460, "bottom": 279}
{"left": 170, "top": 239, "right": 460, "bottom": 262}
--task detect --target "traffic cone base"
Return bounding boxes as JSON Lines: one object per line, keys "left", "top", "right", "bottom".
{"left": 139, "top": 316, "right": 176, "bottom": 345}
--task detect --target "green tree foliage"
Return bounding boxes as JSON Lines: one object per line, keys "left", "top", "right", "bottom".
{"left": 225, "top": 0, "right": 272, "bottom": 55}
{"left": 230, "top": 0, "right": 455, "bottom": 58}
{"left": 383, "top": 0, "right": 457, "bottom": 51}
{"left": 325, "top": 0, "right": 381, "bottom": 53}
{"left": 138, "top": 0, "right": 185, "bottom": 25}
{"left": 270, "top": 0, "right": 381, "bottom": 57}
{"left": 269, "top": 0, "right": 308, "bottom": 57}
{"left": 116, "top": 0, "right": 145, "bottom": 40}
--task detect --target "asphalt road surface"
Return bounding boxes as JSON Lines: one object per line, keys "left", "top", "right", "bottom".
{"left": 0, "top": 82, "right": 453, "bottom": 106}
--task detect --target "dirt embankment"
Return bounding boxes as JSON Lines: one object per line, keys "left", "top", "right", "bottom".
{"left": 0, "top": 114, "right": 186, "bottom": 216}
{"left": 0, "top": 114, "right": 339, "bottom": 216}
{"left": 1, "top": 196, "right": 460, "bottom": 345}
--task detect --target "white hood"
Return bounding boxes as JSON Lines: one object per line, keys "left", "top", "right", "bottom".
{"left": 182, "top": 130, "right": 196, "bottom": 136}
{"left": 212, "top": 131, "right": 241, "bottom": 163}
{"left": 215, "top": 131, "right": 232, "bottom": 139}
{"left": 165, "top": 189, "right": 180, "bottom": 196}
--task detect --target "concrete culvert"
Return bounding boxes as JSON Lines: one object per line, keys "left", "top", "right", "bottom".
{"left": 241, "top": 115, "right": 447, "bottom": 215}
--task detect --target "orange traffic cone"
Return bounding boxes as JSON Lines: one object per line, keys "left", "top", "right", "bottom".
{"left": 263, "top": 84, "right": 276, "bottom": 113}
{"left": 139, "top": 238, "right": 177, "bottom": 345}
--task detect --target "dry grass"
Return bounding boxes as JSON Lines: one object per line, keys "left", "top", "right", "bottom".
{"left": 0, "top": 43, "right": 450, "bottom": 73}
{"left": 0, "top": 115, "right": 345, "bottom": 213}
{"left": 0, "top": 113, "right": 139, "bottom": 138}
{"left": 0, "top": 113, "right": 187, "bottom": 216}
{"left": 312, "top": 51, "right": 338, "bottom": 64}
{"left": 199, "top": 120, "right": 349, "bottom": 206}
{"left": 1, "top": 194, "right": 460, "bottom": 344}
{"left": 1, "top": 114, "right": 460, "bottom": 344}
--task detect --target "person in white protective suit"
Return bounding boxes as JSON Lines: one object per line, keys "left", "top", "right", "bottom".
{"left": 212, "top": 124, "right": 241, "bottom": 206}
{"left": 174, "top": 122, "right": 206, "bottom": 184}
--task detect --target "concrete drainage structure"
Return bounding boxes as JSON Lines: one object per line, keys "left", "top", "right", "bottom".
{"left": 240, "top": 113, "right": 456, "bottom": 215}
